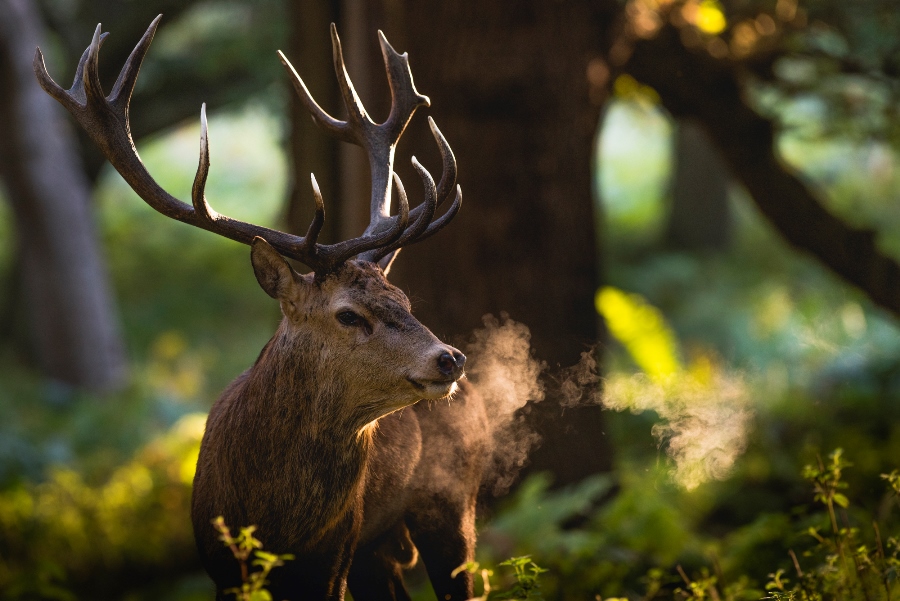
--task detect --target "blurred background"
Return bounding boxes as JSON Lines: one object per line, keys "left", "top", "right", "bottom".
{"left": 2, "top": 0, "right": 900, "bottom": 599}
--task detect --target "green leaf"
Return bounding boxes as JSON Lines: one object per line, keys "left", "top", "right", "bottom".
{"left": 833, "top": 493, "right": 849, "bottom": 508}
{"left": 254, "top": 551, "right": 278, "bottom": 562}
{"left": 498, "top": 555, "right": 533, "bottom": 568}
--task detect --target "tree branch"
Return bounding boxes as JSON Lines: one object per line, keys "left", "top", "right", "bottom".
{"left": 624, "top": 26, "right": 900, "bottom": 317}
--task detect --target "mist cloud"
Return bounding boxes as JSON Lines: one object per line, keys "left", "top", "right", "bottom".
{"left": 604, "top": 368, "right": 752, "bottom": 490}
{"left": 464, "top": 314, "right": 753, "bottom": 493}
{"left": 465, "top": 314, "right": 546, "bottom": 495}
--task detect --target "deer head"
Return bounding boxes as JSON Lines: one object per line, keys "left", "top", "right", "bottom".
{"left": 33, "top": 16, "right": 466, "bottom": 418}
{"left": 251, "top": 238, "right": 465, "bottom": 428}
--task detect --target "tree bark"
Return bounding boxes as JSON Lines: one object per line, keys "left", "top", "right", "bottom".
{"left": 342, "top": 1, "right": 621, "bottom": 486}
{"left": 0, "top": 0, "right": 126, "bottom": 392}
{"left": 625, "top": 25, "right": 900, "bottom": 318}
{"left": 283, "top": 0, "right": 343, "bottom": 242}
{"left": 666, "top": 117, "right": 732, "bottom": 252}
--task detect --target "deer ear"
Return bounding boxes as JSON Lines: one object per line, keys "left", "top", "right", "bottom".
{"left": 251, "top": 237, "right": 300, "bottom": 299}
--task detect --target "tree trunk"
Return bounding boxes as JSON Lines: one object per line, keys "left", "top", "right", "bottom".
{"left": 666, "top": 117, "right": 732, "bottom": 252}
{"left": 284, "top": 0, "right": 343, "bottom": 242}
{"left": 0, "top": 0, "right": 127, "bottom": 392}
{"left": 342, "top": 1, "right": 620, "bottom": 486}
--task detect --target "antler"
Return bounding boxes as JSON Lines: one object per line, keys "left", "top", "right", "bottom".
{"left": 32, "top": 16, "right": 434, "bottom": 274}
{"left": 280, "top": 24, "right": 461, "bottom": 269}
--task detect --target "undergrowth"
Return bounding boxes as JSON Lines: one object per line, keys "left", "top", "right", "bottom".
{"left": 212, "top": 517, "right": 294, "bottom": 601}
{"left": 472, "top": 448, "right": 900, "bottom": 601}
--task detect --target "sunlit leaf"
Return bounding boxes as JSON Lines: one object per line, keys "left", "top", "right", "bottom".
{"left": 595, "top": 286, "right": 682, "bottom": 379}
{"left": 696, "top": 0, "right": 727, "bottom": 34}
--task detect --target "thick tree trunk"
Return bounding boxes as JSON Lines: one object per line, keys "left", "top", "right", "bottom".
{"left": 284, "top": 0, "right": 378, "bottom": 248}
{"left": 338, "top": 1, "right": 621, "bottom": 486}
{"left": 0, "top": 0, "right": 126, "bottom": 392}
{"left": 284, "top": 0, "right": 343, "bottom": 242}
{"left": 666, "top": 117, "right": 732, "bottom": 252}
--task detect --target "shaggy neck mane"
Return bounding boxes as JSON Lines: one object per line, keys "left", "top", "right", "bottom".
{"left": 218, "top": 322, "right": 377, "bottom": 550}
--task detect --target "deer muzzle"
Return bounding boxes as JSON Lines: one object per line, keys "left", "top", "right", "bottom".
{"left": 437, "top": 350, "right": 466, "bottom": 379}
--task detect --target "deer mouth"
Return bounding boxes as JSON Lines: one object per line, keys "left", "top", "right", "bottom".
{"left": 406, "top": 377, "right": 459, "bottom": 399}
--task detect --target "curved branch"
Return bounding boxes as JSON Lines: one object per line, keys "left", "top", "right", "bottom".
{"left": 625, "top": 25, "right": 900, "bottom": 317}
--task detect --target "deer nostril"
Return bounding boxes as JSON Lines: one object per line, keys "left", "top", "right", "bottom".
{"left": 453, "top": 351, "right": 466, "bottom": 370}
{"left": 437, "top": 352, "right": 456, "bottom": 376}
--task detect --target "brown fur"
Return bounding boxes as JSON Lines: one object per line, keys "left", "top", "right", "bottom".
{"left": 350, "top": 381, "right": 489, "bottom": 601}
{"left": 191, "top": 240, "right": 487, "bottom": 600}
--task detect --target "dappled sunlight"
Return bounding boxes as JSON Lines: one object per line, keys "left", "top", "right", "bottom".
{"left": 622, "top": 0, "right": 804, "bottom": 60}
{"left": 98, "top": 103, "right": 286, "bottom": 226}
{"left": 597, "top": 286, "right": 681, "bottom": 379}
{"left": 692, "top": 1, "right": 726, "bottom": 35}
{"left": 598, "top": 286, "right": 751, "bottom": 490}
{"left": 604, "top": 367, "right": 751, "bottom": 491}
{"left": 145, "top": 330, "right": 211, "bottom": 403}
{"left": 0, "top": 413, "right": 205, "bottom": 587}
{"left": 597, "top": 100, "right": 672, "bottom": 239}
{"left": 5, "top": 1, "right": 900, "bottom": 598}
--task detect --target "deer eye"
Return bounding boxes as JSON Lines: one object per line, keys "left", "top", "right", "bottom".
{"left": 336, "top": 310, "right": 372, "bottom": 334}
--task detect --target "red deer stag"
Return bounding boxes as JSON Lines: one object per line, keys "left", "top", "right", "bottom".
{"left": 35, "top": 15, "right": 489, "bottom": 601}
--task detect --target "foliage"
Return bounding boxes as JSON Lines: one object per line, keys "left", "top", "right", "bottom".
{"left": 484, "top": 255, "right": 900, "bottom": 598}
{"left": 596, "top": 286, "right": 682, "bottom": 379}
{"left": 3, "top": 2, "right": 900, "bottom": 599}
{"left": 760, "top": 449, "right": 900, "bottom": 601}
{"left": 479, "top": 448, "right": 900, "bottom": 601}
{"left": 0, "top": 414, "right": 205, "bottom": 597}
{"left": 452, "top": 556, "right": 548, "bottom": 600}
{"left": 212, "top": 517, "right": 294, "bottom": 601}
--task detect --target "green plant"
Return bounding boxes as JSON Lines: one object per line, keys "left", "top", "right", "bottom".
{"left": 781, "top": 450, "right": 897, "bottom": 601}
{"left": 452, "top": 555, "right": 547, "bottom": 600}
{"left": 212, "top": 516, "right": 294, "bottom": 601}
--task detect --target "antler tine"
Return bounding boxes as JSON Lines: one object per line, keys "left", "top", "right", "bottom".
{"left": 277, "top": 50, "right": 356, "bottom": 145}
{"left": 318, "top": 26, "right": 430, "bottom": 237}
{"left": 330, "top": 24, "right": 371, "bottom": 136}
{"left": 304, "top": 174, "right": 327, "bottom": 247}
{"left": 427, "top": 117, "right": 458, "bottom": 210}
{"left": 108, "top": 14, "right": 161, "bottom": 113}
{"left": 405, "top": 184, "right": 462, "bottom": 243}
{"left": 316, "top": 173, "right": 410, "bottom": 269}
{"left": 34, "top": 29, "right": 107, "bottom": 111}
{"left": 370, "top": 184, "right": 462, "bottom": 264}
{"left": 34, "top": 17, "right": 197, "bottom": 223}
{"left": 278, "top": 25, "right": 433, "bottom": 269}
{"left": 183, "top": 101, "right": 341, "bottom": 267}
{"left": 358, "top": 115, "right": 460, "bottom": 266}
{"left": 406, "top": 117, "right": 457, "bottom": 225}
{"left": 399, "top": 157, "right": 439, "bottom": 239}
{"left": 361, "top": 30, "right": 430, "bottom": 236}
{"left": 359, "top": 158, "right": 436, "bottom": 264}
{"left": 191, "top": 103, "right": 218, "bottom": 222}
{"left": 37, "top": 17, "right": 457, "bottom": 277}
{"left": 34, "top": 16, "right": 370, "bottom": 275}
{"left": 81, "top": 25, "right": 107, "bottom": 111}
{"left": 378, "top": 31, "right": 431, "bottom": 142}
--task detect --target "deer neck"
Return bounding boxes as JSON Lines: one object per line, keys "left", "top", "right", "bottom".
{"left": 232, "top": 326, "right": 379, "bottom": 547}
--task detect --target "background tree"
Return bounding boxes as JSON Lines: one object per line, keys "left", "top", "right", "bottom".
{"left": 666, "top": 117, "right": 733, "bottom": 252}
{"left": 0, "top": 0, "right": 286, "bottom": 392}
{"left": 0, "top": 0, "right": 126, "bottom": 392}
{"left": 615, "top": 0, "right": 900, "bottom": 315}
{"left": 314, "top": 0, "right": 624, "bottom": 486}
